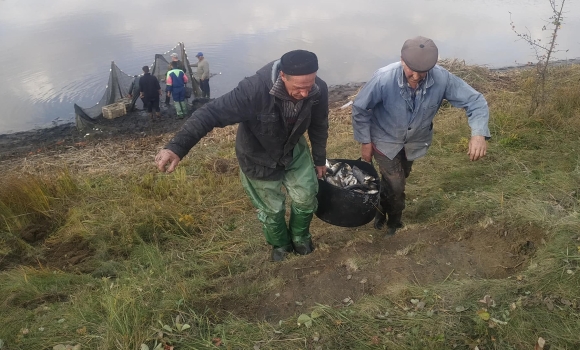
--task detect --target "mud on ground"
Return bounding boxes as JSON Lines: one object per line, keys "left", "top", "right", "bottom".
{"left": 10, "top": 212, "right": 545, "bottom": 322}
{"left": 202, "top": 221, "right": 545, "bottom": 321}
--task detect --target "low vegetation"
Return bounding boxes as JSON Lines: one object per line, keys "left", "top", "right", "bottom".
{"left": 1, "top": 62, "right": 579, "bottom": 350}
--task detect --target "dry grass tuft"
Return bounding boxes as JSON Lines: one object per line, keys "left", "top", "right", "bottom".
{"left": 438, "top": 58, "right": 519, "bottom": 93}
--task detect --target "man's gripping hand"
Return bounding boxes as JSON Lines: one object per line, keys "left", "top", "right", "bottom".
{"left": 468, "top": 135, "right": 487, "bottom": 161}
{"left": 315, "top": 165, "right": 326, "bottom": 179}
{"left": 155, "top": 149, "right": 181, "bottom": 173}
{"left": 361, "top": 143, "right": 373, "bottom": 162}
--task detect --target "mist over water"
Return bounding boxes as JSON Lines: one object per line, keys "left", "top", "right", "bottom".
{"left": 0, "top": 0, "right": 579, "bottom": 134}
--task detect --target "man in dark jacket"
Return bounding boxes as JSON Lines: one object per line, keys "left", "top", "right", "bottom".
{"left": 168, "top": 52, "right": 187, "bottom": 72}
{"left": 138, "top": 66, "right": 161, "bottom": 118}
{"left": 155, "top": 50, "right": 329, "bottom": 262}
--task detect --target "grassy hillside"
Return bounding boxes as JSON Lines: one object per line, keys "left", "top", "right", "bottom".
{"left": 1, "top": 62, "right": 579, "bottom": 350}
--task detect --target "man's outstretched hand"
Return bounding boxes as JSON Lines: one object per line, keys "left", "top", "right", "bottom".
{"left": 468, "top": 135, "right": 487, "bottom": 161}
{"left": 155, "top": 149, "right": 181, "bottom": 173}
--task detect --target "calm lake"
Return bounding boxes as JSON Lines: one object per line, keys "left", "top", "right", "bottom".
{"left": 0, "top": 0, "right": 579, "bottom": 134}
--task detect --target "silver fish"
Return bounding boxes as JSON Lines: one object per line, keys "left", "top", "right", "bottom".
{"left": 344, "top": 184, "right": 371, "bottom": 191}
{"left": 352, "top": 166, "right": 367, "bottom": 184}
{"left": 345, "top": 175, "right": 358, "bottom": 186}
{"left": 326, "top": 176, "right": 342, "bottom": 187}
{"left": 327, "top": 161, "right": 343, "bottom": 176}
{"left": 342, "top": 163, "right": 353, "bottom": 174}
{"left": 323, "top": 159, "right": 379, "bottom": 194}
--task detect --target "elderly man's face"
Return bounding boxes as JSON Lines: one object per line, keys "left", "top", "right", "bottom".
{"left": 401, "top": 59, "right": 428, "bottom": 86}
{"left": 280, "top": 72, "right": 316, "bottom": 100}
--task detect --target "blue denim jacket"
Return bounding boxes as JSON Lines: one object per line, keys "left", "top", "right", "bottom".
{"left": 352, "top": 62, "right": 490, "bottom": 160}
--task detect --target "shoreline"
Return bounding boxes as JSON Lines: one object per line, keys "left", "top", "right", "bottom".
{"left": 3, "top": 56, "right": 580, "bottom": 145}
{"left": 0, "top": 83, "right": 363, "bottom": 161}
{"left": 4, "top": 56, "right": 580, "bottom": 161}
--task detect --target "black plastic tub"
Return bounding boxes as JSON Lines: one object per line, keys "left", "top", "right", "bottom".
{"left": 315, "top": 158, "right": 380, "bottom": 227}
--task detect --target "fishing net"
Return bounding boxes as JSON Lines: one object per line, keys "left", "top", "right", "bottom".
{"left": 74, "top": 42, "right": 202, "bottom": 127}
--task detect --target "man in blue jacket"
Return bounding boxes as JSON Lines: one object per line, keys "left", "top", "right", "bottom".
{"left": 155, "top": 50, "right": 328, "bottom": 262}
{"left": 352, "top": 36, "right": 490, "bottom": 236}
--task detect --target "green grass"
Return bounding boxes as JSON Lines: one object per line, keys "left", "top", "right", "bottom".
{"left": 1, "top": 64, "right": 580, "bottom": 349}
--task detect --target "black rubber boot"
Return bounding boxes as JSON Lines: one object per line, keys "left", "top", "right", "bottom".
{"left": 385, "top": 226, "right": 399, "bottom": 236}
{"left": 374, "top": 211, "right": 386, "bottom": 230}
{"left": 293, "top": 238, "right": 315, "bottom": 256}
{"left": 271, "top": 245, "right": 294, "bottom": 262}
{"left": 385, "top": 214, "right": 403, "bottom": 237}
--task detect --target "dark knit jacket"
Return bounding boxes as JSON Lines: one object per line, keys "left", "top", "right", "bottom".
{"left": 164, "top": 60, "right": 329, "bottom": 180}
{"left": 138, "top": 73, "right": 160, "bottom": 99}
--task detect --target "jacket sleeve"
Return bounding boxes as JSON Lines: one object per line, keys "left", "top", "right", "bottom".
{"left": 307, "top": 79, "right": 329, "bottom": 166}
{"left": 352, "top": 73, "right": 384, "bottom": 144}
{"left": 443, "top": 73, "right": 491, "bottom": 138}
{"left": 183, "top": 72, "right": 189, "bottom": 84}
{"left": 166, "top": 74, "right": 173, "bottom": 92}
{"left": 154, "top": 77, "right": 161, "bottom": 91}
{"left": 164, "top": 78, "right": 257, "bottom": 159}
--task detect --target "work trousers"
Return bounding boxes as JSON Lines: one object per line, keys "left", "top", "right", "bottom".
{"left": 144, "top": 96, "right": 160, "bottom": 112}
{"left": 171, "top": 87, "right": 187, "bottom": 117}
{"left": 172, "top": 87, "right": 186, "bottom": 102}
{"left": 200, "top": 79, "right": 210, "bottom": 98}
{"left": 373, "top": 149, "right": 414, "bottom": 226}
{"left": 240, "top": 136, "right": 318, "bottom": 248}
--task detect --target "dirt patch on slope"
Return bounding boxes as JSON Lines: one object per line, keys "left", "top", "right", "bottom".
{"left": 209, "top": 222, "right": 545, "bottom": 322}
{"left": 43, "top": 236, "right": 94, "bottom": 271}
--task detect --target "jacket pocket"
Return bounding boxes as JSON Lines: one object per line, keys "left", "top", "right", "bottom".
{"left": 419, "top": 120, "right": 433, "bottom": 131}
{"left": 257, "top": 113, "right": 279, "bottom": 135}
{"left": 421, "top": 103, "right": 439, "bottom": 122}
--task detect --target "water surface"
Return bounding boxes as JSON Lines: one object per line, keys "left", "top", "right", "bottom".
{"left": 0, "top": 0, "right": 579, "bottom": 134}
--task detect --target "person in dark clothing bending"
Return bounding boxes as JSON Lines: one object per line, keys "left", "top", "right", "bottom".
{"left": 155, "top": 50, "right": 329, "bottom": 262}
{"left": 127, "top": 75, "right": 144, "bottom": 111}
{"left": 139, "top": 66, "right": 162, "bottom": 118}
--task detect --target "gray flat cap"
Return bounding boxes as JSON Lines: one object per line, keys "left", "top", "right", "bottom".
{"left": 401, "top": 36, "right": 438, "bottom": 72}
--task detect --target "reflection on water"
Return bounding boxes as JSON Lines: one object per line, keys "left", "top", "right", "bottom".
{"left": 0, "top": 0, "right": 579, "bottom": 133}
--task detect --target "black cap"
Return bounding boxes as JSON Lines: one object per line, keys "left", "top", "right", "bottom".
{"left": 280, "top": 50, "right": 318, "bottom": 75}
{"left": 401, "top": 36, "right": 438, "bottom": 72}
